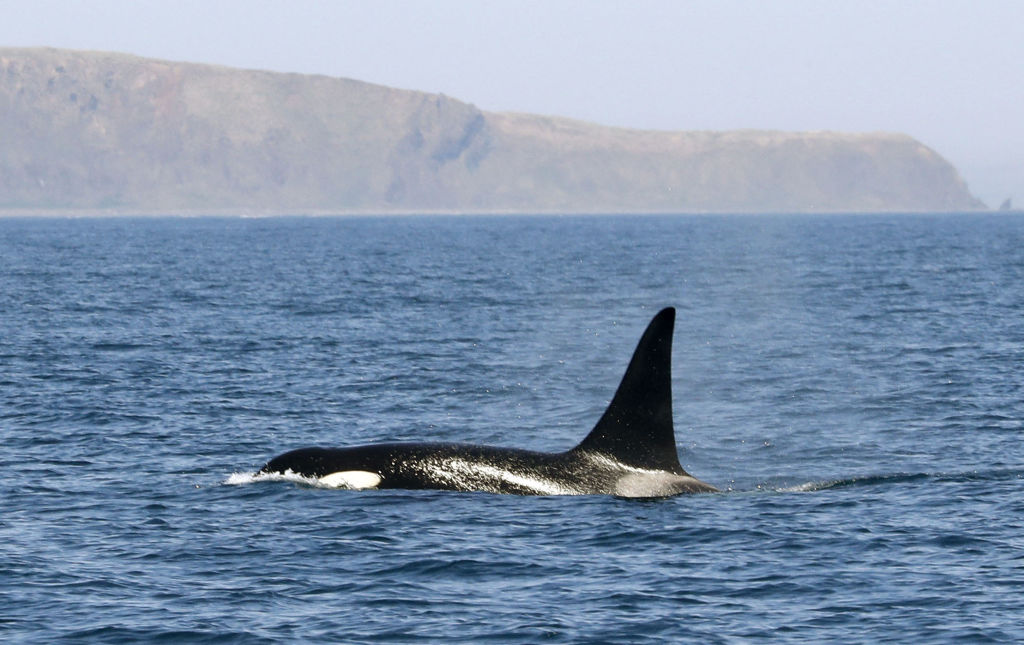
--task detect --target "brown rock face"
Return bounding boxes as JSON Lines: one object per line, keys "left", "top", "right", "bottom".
{"left": 0, "top": 47, "right": 984, "bottom": 214}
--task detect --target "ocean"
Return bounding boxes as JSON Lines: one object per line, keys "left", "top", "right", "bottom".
{"left": 2, "top": 213, "right": 1023, "bottom": 643}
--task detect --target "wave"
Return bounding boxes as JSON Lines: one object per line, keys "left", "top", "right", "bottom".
{"left": 225, "top": 470, "right": 320, "bottom": 487}
{"left": 774, "top": 468, "right": 1024, "bottom": 493}
{"left": 224, "top": 470, "right": 375, "bottom": 490}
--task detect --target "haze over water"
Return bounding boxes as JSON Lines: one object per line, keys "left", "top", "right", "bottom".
{"left": 3, "top": 213, "right": 1024, "bottom": 642}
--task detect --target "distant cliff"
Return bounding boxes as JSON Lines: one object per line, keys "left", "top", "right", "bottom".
{"left": 0, "top": 47, "right": 984, "bottom": 214}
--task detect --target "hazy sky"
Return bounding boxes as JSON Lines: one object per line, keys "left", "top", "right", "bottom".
{"left": 3, "top": 0, "right": 1021, "bottom": 206}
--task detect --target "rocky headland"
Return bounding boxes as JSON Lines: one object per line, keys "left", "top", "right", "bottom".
{"left": 0, "top": 47, "right": 985, "bottom": 214}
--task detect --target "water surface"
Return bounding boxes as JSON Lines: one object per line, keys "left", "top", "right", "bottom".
{"left": 2, "top": 214, "right": 1023, "bottom": 642}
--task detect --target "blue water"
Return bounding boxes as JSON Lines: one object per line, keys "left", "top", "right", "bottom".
{"left": 2, "top": 214, "right": 1023, "bottom": 642}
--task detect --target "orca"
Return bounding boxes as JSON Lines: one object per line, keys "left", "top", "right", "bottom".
{"left": 258, "top": 307, "right": 717, "bottom": 497}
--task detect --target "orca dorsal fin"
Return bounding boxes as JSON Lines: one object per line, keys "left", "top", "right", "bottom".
{"left": 571, "top": 307, "right": 686, "bottom": 474}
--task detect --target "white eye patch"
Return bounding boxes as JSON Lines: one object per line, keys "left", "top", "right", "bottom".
{"left": 318, "top": 470, "right": 382, "bottom": 489}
